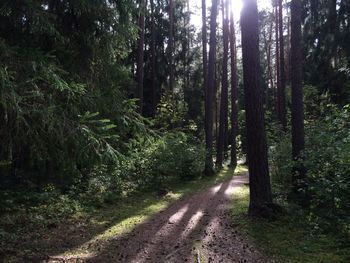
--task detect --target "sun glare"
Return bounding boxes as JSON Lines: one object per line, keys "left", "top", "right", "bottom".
{"left": 231, "top": 0, "right": 271, "bottom": 17}
{"left": 230, "top": 0, "right": 243, "bottom": 20}
{"left": 190, "top": 0, "right": 272, "bottom": 28}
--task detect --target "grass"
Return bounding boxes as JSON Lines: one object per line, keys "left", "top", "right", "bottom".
{"left": 230, "top": 186, "right": 350, "bottom": 263}
{"left": 0, "top": 165, "right": 245, "bottom": 261}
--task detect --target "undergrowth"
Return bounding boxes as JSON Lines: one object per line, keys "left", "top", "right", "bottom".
{"left": 231, "top": 186, "right": 350, "bottom": 263}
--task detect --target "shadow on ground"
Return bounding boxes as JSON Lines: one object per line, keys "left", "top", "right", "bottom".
{"left": 73, "top": 174, "right": 265, "bottom": 263}
{"left": 3, "top": 170, "right": 266, "bottom": 263}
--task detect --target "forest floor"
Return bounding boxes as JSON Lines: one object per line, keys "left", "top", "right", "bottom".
{"left": 70, "top": 173, "right": 266, "bottom": 263}
{"left": 1, "top": 167, "right": 268, "bottom": 263}
{"left": 2, "top": 167, "right": 348, "bottom": 262}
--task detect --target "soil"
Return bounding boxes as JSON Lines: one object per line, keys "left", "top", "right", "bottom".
{"left": 4, "top": 174, "right": 271, "bottom": 263}
{"left": 46, "top": 174, "right": 267, "bottom": 263}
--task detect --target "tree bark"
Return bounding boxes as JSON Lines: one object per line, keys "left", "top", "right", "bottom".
{"left": 186, "top": 0, "right": 191, "bottom": 92}
{"left": 275, "top": 4, "right": 280, "bottom": 114}
{"left": 136, "top": 0, "right": 146, "bottom": 113}
{"left": 291, "top": 0, "right": 306, "bottom": 202}
{"left": 286, "top": 11, "right": 291, "bottom": 85}
{"left": 277, "top": 0, "right": 287, "bottom": 129}
{"left": 205, "top": 0, "right": 219, "bottom": 176}
{"left": 216, "top": 0, "right": 229, "bottom": 168}
{"left": 150, "top": 0, "right": 157, "bottom": 116}
{"left": 241, "top": 0, "right": 274, "bottom": 217}
{"left": 202, "top": 0, "right": 208, "bottom": 107}
{"left": 169, "top": 0, "right": 174, "bottom": 90}
{"left": 229, "top": 6, "right": 238, "bottom": 168}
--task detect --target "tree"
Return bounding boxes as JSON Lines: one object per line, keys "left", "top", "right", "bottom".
{"left": 205, "top": 0, "right": 219, "bottom": 176}
{"left": 150, "top": 0, "right": 157, "bottom": 117}
{"left": 229, "top": 5, "right": 238, "bottom": 168}
{"left": 241, "top": 0, "right": 274, "bottom": 216}
{"left": 136, "top": 0, "right": 146, "bottom": 113}
{"left": 277, "top": 0, "right": 287, "bottom": 129}
{"left": 216, "top": 0, "right": 229, "bottom": 168}
{"left": 302, "top": 0, "right": 350, "bottom": 104}
{"left": 169, "top": 0, "right": 174, "bottom": 90}
{"left": 291, "top": 0, "right": 306, "bottom": 202}
{"left": 202, "top": 0, "right": 208, "bottom": 97}
{"left": 275, "top": 3, "right": 280, "bottom": 112}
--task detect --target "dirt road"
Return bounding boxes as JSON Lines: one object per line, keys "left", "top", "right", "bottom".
{"left": 84, "top": 174, "right": 266, "bottom": 263}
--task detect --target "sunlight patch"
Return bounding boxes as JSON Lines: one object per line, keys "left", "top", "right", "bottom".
{"left": 181, "top": 210, "right": 204, "bottom": 239}
{"left": 51, "top": 200, "right": 171, "bottom": 259}
{"left": 168, "top": 204, "right": 189, "bottom": 224}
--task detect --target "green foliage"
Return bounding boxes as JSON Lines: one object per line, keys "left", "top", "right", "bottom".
{"left": 270, "top": 101, "right": 350, "bottom": 238}
{"left": 154, "top": 91, "right": 188, "bottom": 129}
{"left": 231, "top": 186, "right": 350, "bottom": 263}
{"left": 269, "top": 132, "right": 293, "bottom": 201}
{"left": 0, "top": 0, "right": 138, "bottom": 187}
{"left": 303, "top": 0, "right": 350, "bottom": 104}
{"left": 304, "top": 104, "right": 350, "bottom": 236}
{"left": 127, "top": 131, "right": 205, "bottom": 190}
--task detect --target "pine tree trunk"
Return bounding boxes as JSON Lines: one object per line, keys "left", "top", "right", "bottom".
{"left": 267, "top": 20, "right": 274, "bottom": 107}
{"left": 136, "top": 0, "right": 146, "bottom": 113}
{"left": 286, "top": 13, "right": 291, "bottom": 85}
{"left": 229, "top": 7, "right": 238, "bottom": 168}
{"left": 169, "top": 0, "right": 174, "bottom": 90}
{"left": 186, "top": 0, "right": 191, "bottom": 92}
{"left": 216, "top": 0, "right": 229, "bottom": 168}
{"left": 202, "top": 0, "right": 208, "bottom": 99}
{"left": 291, "top": 0, "right": 306, "bottom": 202}
{"left": 241, "top": 0, "right": 274, "bottom": 217}
{"left": 275, "top": 4, "right": 280, "bottom": 114}
{"left": 205, "top": 0, "right": 219, "bottom": 176}
{"left": 277, "top": 0, "right": 287, "bottom": 129}
{"left": 150, "top": 0, "right": 157, "bottom": 117}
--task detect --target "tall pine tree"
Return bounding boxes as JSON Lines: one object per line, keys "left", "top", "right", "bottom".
{"left": 241, "top": 0, "right": 274, "bottom": 216}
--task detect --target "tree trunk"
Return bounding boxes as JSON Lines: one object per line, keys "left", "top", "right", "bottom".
{"left": 205, "top": 0, "right": 219, "bottom": 176}
{"left": 241, "top": 0, "right": 274, "bottom": 217}
{"left": 186, "top": 0, "right": 191, "bottom": 92}
{"left": 291, "top": 0, "right": 306, "bottom": 203}
{"left": 150, "top": 0, "right": 157, "bottom": 117}
{"left": 136, "top": 0, "right": 146, "bottom": 113}
{"left": 277, "top": 0, "right": 287, "bottom": 129}
{"left": 275, "top": 4, "right": 280, "bottom": 114}
{"left": 286, "top": 12, "right": 291, "bottom": 85}
{"left": 169, "top": 0, "right": 174, "bottom": 90}
{"left": 216, "top": 0, "right": 229, "bottom": 168}
{"left": 202, "top": 0, "right": 208, "bottom": 99}
{"left": 229, "top": 6, "right": 238, "bottom": 168}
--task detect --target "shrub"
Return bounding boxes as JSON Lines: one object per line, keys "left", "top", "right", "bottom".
{"left": 270, "top": 104, "right": 350, "bottom": 238}
{"left": 128, "top": 131, "right": 205, "bottom": 190}
{"left": 304, "top": 105, "right": 350, "bottom": 235}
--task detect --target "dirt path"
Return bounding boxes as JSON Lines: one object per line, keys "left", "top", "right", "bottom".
{"left": 80, "top": 174, "right": 266, "bottom": 263}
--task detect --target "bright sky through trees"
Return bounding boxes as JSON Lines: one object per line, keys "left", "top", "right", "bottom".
{"left": 190, "top": 0, "right": 272, "bottom": 27}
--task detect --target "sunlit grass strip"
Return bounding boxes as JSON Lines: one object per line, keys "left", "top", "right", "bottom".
{"left": 230, "top": 185, "right": 350, "bottom": 263}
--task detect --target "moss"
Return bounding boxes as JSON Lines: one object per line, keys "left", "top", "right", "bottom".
{"left": 230, "top": 186, "right": 350, "bottom": 263}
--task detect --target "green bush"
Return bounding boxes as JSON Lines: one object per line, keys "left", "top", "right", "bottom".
{"left": 129, "top": 131, "right": 205, "bottom": 190}
{"left": 269, "top": 133, "right": 293, "bottom": 201}
{"left": 270, "top": 104, "right": 350, "bottom": 238}
{"left": 304, "top": 105, "right": 350, "bottom": 235}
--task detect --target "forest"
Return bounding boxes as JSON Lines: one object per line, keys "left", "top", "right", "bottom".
{"left": 0, "top": 0, "right": 349, "bottom": 262}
